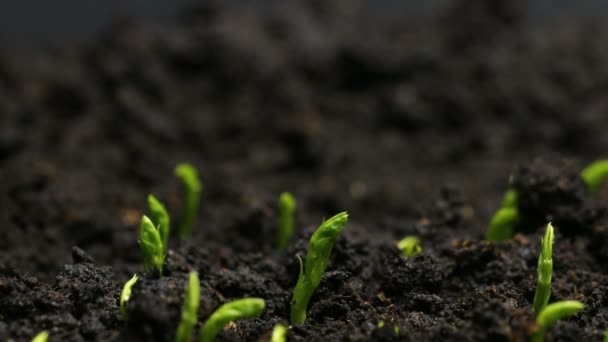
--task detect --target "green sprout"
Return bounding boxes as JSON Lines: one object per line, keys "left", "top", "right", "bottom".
{"left": 604, "top": 331, "right": 608, "bottom": 342}
{"left": 31, "top": 331, "right": 48, "bottom": 342}
{"left": 199, "top": 298, "right": 265, "bottom": 342}
{"left": 140, "top": 215, "right": 165, "bottom": 276}
{"left": 532, "top": 223, "right": 554, "bottom": 314}
{"left": 396, "top": 235, "right": 422, "bottom": 257}
{"left": 270, "top": 324, "right": 288, "bottom": 342}
{"left": 486, "top": 189, "right": 520, "bottom": 241}
{"left": 175, "top": 271, "right": 200, "bottom": 342}
{"left": 277, "top": 192, "right": 296, "bottom": 250}
{"left": 120, "top": 274, "right": 138, "bottom": 319}
{"left": 175, "top": 163, "right": 202, "bottom": 238}
{"left": 290, "top": 211, "right": 349, "bottom": 325}
{"left": 148, "top": 194, "right": 170, "bottom": 254}
{"left": 531, "top": 301, "right": 584, "bottom": 342}
{"left": 581, "top": 159, "right": 608, "bottom": 194}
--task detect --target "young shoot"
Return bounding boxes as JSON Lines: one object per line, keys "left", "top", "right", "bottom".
{"left": 581, "top": 159, "right": 608, "bottom": 194}
{"left": 397, "top": 235, "right": 422, "bottom": 257}
{"left": 140, "top": 215, "right": 165, "bottom": 276}
{"left": 532, "top": 223, "right": 554, "bottom": 314}
{"left": 486, "top": 189, "right": 519, "bottom": 241}
{"left": 277, "top": 192, "right": 296, "bottom": 250}
{"left": 199, "top": 298, "right": 265, "bottom": 342}
{"left": 120, "top": 274, "right": 138, "bottom": 319}
{"left": 270, "top": 324, "right": 287, "bottom": 342}
{"left": 148, "top": 194, "right": 170, "bottom": 254}
{"left": 175, "top": 163, "right": 202, "bottom": 238}
{"left": 175, "top": 272, "right": 200, "bottom": 342}
{"left": 31, "top": 331, "right": 48, "bottom": 342}
{"left": 290, "top": 211, "right": 349, "bottom": 325}
{"left": 532, "top": 301, "right": 584, "bottom": 342}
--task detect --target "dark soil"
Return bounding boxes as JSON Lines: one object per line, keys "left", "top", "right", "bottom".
{"left": 1, "top": 0, "right": 608, "bottom": 341}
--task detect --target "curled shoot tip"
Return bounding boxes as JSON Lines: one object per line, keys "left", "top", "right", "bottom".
{"left": 199, "top": 298, "right": 265, "bottom": 342}
{"left": 532, "top": 301, "right": 584, "bottom": 342}
{"left": 175, "top": 163, "right": 202, "bottom": 238}
{"left": 175, "top": 271, "right": 200, "bottom": 342}
{"left": 31, "top": 331, "right": 48, "bottom": 342}
{"left": 278, "top": 192, "right": 296, "bottom": 250}
{"left": 120, "top": 274, "right": 138, "bottom": 319}
{"left": 290, "top": 211, "right": 348, "bottom": 324}
{"left": 581, "top": 159, "right": 608, "bottom": 194}
{"left": 532, "top": 223, "right": 554, "bottom": 314}
{"left": 271, "top": 324, "right": 288, "bottom": 342}
{"left": 397, "top": 235, "right": 422, "bottom": 257}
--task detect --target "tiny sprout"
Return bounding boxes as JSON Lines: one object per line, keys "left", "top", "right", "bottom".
{"left": 532, "top": 223, "right": 554, "bottom": 314}
{"left": 486, "top": 189, "right": 519, "bottom": 241}
{"left": 377, "top": 321, "right": 385, "bottom": 328}
{"left": 581, "top": 159, "right": 608, "bottom": 194}
{"left": 175, "top": 163, "right": 202, "bottom": 238}
{"left": 397, "top": 236, "right": 422, "bottom": 257}
{"left": 604, "top": 331, "right": 608, "bottom": 342}
{"left": 277, "top": 192, "right": 296, "bottom": 250}
{"left": 120, "top": 274, "right": 138, "bottom": 319}
{"left": 271, "top": 324, "right": 288, "bottom": 342}
{"left": 148, "top": 194, "right": 170, "bottom": 254}
{"left": 290, "top": 212, "right": 348, "bottom": 325}
{"left": 199, "top": 298, "right": 265, "bottom": 342}
{"left": 175, "top": 272, "right": 200, "bottom": 342}
{"left": 31, "top": 331, "right": 48, "bottom": 342}
{"left": 532, "top": 301, "right": 584, "bottom": 342}
{"left": 140, "top": 215, "right": 165, "bottom": 276}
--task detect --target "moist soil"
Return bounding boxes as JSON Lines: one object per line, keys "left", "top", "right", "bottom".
{"left": 1, "top": 1, "right": 608, "bottom": 341}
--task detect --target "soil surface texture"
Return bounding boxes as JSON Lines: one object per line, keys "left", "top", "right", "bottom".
{"left": 1, "top": 0, "right": 608, "bottom": 341}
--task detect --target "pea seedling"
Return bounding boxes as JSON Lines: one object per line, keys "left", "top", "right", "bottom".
{"left": 486, "top": 189, "right": 519, "bottom": 241}
{"left": 148, "top": 194, "right": 170, "bottom": 254}
{"left": 120, "top": 274, "right": 138, "bottom": 319}
{"left": 175, "top": 163, "right": 202, "bottom": 238}
{"left": 175, "top": 272, "right": 200, "bottom": 342}
{"left": 277, "top": 192, "right": 296, "bottom": 250}
{"left": 532, "top": 223, "right": 554, "bottom": 314}
{"left": 531, "top": 301, "right": 584, "bottom": 342}
{"left": 290, "top": 211, "right": 348, "bottom": 324}
{"left": 31, "top": 331, "right": 48, "bottom": 342}
{"left": 199, "top": 298, "right": 265, "bottom": 342}
{"left": 396, "top": 235, "right": 422, "bottom": 257}
{"left": 581, "top": 159, "right": 608, "bottom": 194}
{"left": 140, "top": 215, "right": 165, "bottom": 276}
{"left": 271, "top": 324, "right": 287, "bottom": 342}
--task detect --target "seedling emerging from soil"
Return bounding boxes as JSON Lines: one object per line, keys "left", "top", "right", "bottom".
{"left": 277, "top": 192, "right": 296, "bottom": 250}
{"left": 175, "top": 163, "right": 202, "bottom": 238}
{"left": 532, "top": 300, "right": 584, "bottom": 342}
{"left": 581, "top": 159, "right": 608, "bottom": 194}
{"left": 31, "top": 331, "right": 48, "bottom": 342}
{"left": 148, "top": 194, "right": 170, "bottom": 254}
{"left": 271, "top": 324, "right": 287, "bottom": 342}
{"left": 140, "top": 215, "right": 165, "bottom": 276}
{"left": 290, "top": 211, "right": 349, "bottom": 325}
{"left": 532, "top": 223, "right": 554, "bottom": 314}
{"left": 486, "top": 189, "right": 520, "bottom": 241}
{"left": 120, "top": 274, "right": 138, "bottom": 319}
{"left": 397, "top": 235, "right": 422, "bottom": 257}
{"left": 175, "top": 271, "right": 200, "bottom": 342}
{"left": 199, "top": 298, "right": 265, "bottom": 342}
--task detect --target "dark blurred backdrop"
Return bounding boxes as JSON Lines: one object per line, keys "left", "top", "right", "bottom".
{"left": 0, "top": 0, "right": 606, "bottom": 44}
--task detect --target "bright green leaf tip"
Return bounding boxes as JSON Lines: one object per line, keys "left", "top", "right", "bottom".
{"left": 148, "top": 194, "right": 170, "bottom": 254}
{"left": 581, "top": 159, "right": 608, "bottom": 194}
{"left": 278, "top": 192, "right": 297, "bottom": 250}
{"left": 397, "top": 235, "right": 422, "bottom": 257}
{"left": 290, "top": 211, "right": 348, "bottom": 325}
{"left": 120, "top": 274, "right": 138, "bottom": 319}
{"left": 486, "top": 188, "right": 520, "bottom": 241}
{"left": 532, "top": 223, "right": 554, "bottom": 314}
{"left": 199, "top": 298, "right": 265, "bottom": 342}
{"left": 532, "top": 301, "right": 584, "bottom": 342}
{"left": 140, "top": 215, "right": 164, "bottom": 276}
{"left": 175, "top": 271, "right": 200, "bottom": 342}
{"left": 175, "top": 163, "right": 202, "bottom": 238}
{"left": 271, "top": 324, "right": 288, "bottom": 342}
{"left": 31, "top": 331, "right": 48, "bottom": 342}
